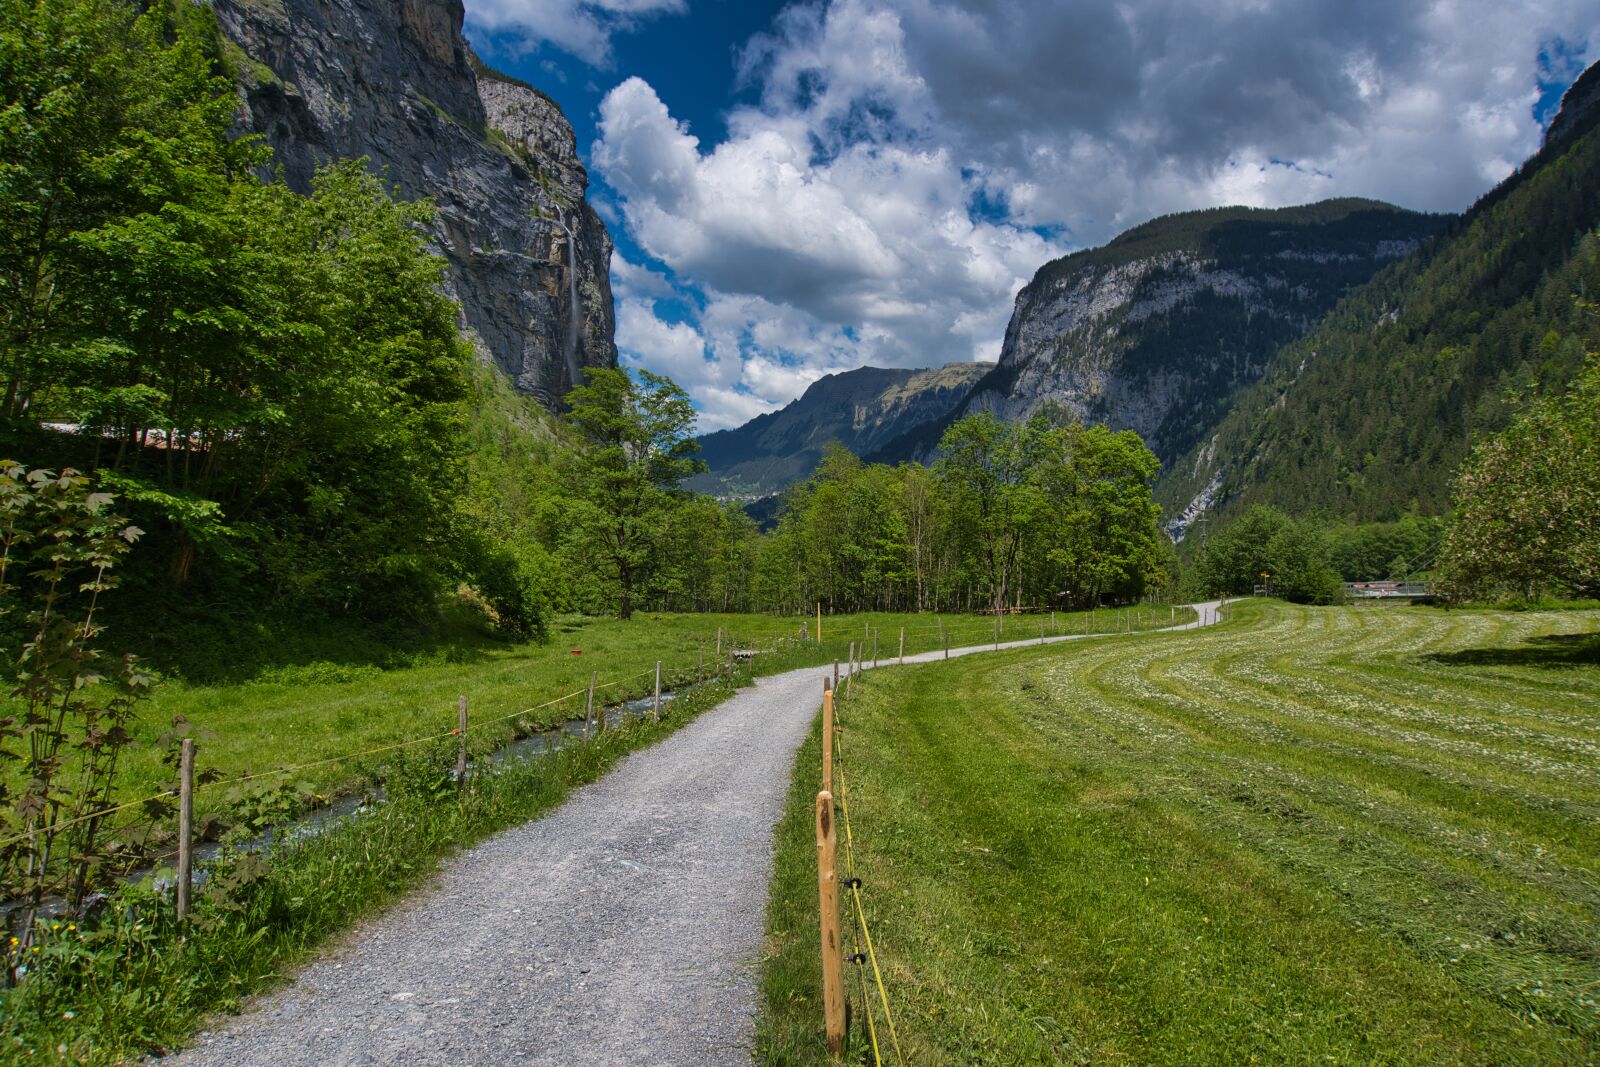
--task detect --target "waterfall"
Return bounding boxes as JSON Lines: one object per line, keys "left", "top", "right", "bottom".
{"left": 555, "top": 208, "right": 583, "bottom": 393}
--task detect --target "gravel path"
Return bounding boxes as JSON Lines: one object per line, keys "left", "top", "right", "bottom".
{"left": 161, "top": 603, "right": 1224, "bottom": 1066}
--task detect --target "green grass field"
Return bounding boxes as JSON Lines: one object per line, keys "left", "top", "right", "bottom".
{"left": 92, "top": 605, "right": 1183, "bottom": 833}
{"left": 758, "top": 600, "right": 1600, "bottom": 1065}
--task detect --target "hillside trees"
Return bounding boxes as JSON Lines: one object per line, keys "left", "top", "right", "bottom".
{"left": 0, "top": 0, "right": 479, "bottom": 652}
{"left": 1184, "top": 505, "right": 1341, "bottom": 602}
{"left": 749, "top": 414, "right": 1167, "bottom": 615}
{"left": 1437, "top": 350, "right": 1600, "bottom": 600}
{"left": 560, "top": 368, "right": 704, "bottom": 619}
{"left": 1159, "top": 120, "right": 1600, "bottom": 525}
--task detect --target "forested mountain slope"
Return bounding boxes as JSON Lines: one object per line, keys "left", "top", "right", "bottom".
{"left": 690, "top": 362, "right": 988, "bottom": 497}
{"left": 1159, "top": 61, "right": 1600, "bottom": 534}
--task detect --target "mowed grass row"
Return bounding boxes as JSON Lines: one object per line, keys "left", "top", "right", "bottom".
{"left": 103, "top": 605, "right": 1188, "bottom": 830}
{"left": 758, "top": 601, "right": 1600, "bottom": 1065}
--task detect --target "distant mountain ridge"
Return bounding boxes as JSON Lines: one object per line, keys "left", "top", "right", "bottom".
{"left": 690, "top": 362, "right": 990, "bottom": 497}
{"left": 870, "top": 198, "right": 1448, "bottom": 470}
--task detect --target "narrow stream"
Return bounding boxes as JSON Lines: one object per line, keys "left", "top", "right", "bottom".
{"left": 158, "top": 687, "right": 681, "bottom": 885}
{"left": 10, "top": 687, "right": 685, "bottom": 914}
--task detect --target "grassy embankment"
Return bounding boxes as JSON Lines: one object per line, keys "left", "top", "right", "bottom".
{"left": 105, "top": 605, "right": 1186, "bottom": 833}
{"left": 758, "top": 600, "right": 1600, "bottom": 1065}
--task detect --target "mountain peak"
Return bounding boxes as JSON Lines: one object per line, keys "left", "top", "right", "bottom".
{"left": 962, "top": 197, "right": 1448, "bottom": 467}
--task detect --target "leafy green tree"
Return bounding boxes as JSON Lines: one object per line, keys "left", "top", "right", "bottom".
{"left": 935, "top": 413, "right": 1044, "bottom": 613}
{"left": 1263, "top": 522, "right": 1342, "bottom": 604}
{"left": 1032, "top": 422, "right": 1164, "bottom": 606}
{"left": 562, "top": 368, "right": 703, "bottom": 619}
{"left": 1438, "top": 351, "right": 1600, "bottom": 600}
{"left": 1185, "top": 505, "right": 1291, "bottom": 596}
{"left": 0, "top": 0, "right": 250, "bottom": 426}
{"left": 1324, "top": 515, "right": 1444, "bottom": 581}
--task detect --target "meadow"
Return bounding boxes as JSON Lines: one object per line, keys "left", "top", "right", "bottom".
{"left": 101, "top": 604, "right": 1185, "bottom": 840}
{"left": 758, "top": 600, "right": 1600, "bottom": 1064}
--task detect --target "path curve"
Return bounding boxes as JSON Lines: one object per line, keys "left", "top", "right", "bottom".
{"left": 161, "top": 602, "right": 1225, "bottom": 1066}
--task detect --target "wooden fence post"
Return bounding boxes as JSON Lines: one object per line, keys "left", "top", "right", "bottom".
{"left": 833, "top": 658, "right": 840, "bottom": 692}
{"left": 456, "top": 695, "right": 468, "bottom": 786}
{"left": 816, "top": 790, "right": 845, "bottom": 1058}
{"left": 177, "top": 737, "right": 194, "bottom": 922}
{"left": 822, "top": 688, "right": 834, "bottom": 795}
{"left": 848, "top": 641, "right": 855, "bottom": 679}
{"left": 898, "top": 626, "right": 905, "bottom": 665}
{"left": 1039, "top": 620, "right": 1045, "bottom": 645}
{"left": 716, "top": 627, "right": 722, "bottom": 656}
{"left": 586, "top": 671, "right": 598, "bottom": 738}
{"left": 653, "top": 662, "right": 662, "bottom": 719}
{"left": 944, "top": 628, "right": 950, "bottom": 659}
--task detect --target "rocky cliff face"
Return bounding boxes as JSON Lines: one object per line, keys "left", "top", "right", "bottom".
{"left": 1545, "top": 59, "right": 1600, "bottom": 149}
{"left": 956, "top": 199, "right": 1447, "bottom": 468}
{"left": 214, "top": 0, "right": 615, "bottom": 409}
{"left": 691, "top": 362, "right": 991, "bottom": 497}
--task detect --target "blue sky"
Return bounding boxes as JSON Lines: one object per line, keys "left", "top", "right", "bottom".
{"left": 463, "top": 1, "right": 1599, "bottom": 433}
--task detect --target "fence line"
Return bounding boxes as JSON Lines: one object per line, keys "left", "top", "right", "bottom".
{"left": 822, "top": 678, "right": 905, "bottom": 1066}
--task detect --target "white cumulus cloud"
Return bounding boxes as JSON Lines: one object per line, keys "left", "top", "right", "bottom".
{"left": 464, "top": 0, "right": 685, "bottom": 66}
{"left": 593, "top": 0, "right": 1600, "bottom": 430}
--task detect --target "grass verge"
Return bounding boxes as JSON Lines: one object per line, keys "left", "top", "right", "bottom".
{"left": 758, "top": 601, "right": 1600, "bottom": 1064}
{"left": 0, "top": 672, "right": 745, "bottom": 1064}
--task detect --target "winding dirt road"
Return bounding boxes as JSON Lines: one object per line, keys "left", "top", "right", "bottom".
{"left": 160, "top": 603, "right": 1224, "bottom": 1066}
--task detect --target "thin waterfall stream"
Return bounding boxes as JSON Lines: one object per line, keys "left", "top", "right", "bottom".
{"left": 555, "top": 207, "right": 583, "bottom": 392}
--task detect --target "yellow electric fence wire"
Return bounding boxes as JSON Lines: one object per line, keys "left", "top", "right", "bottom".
{"left": 0, "top": 790, "right": 178, "bottom": 852}
{"left": 851, "top": 883, "right": 904, "bottom": 1067}
{"left": 835, "top": 757, "right": 884, "bottom": 1067}
{"left": 832, "top": 689, "right": 899, "bottom": 1067}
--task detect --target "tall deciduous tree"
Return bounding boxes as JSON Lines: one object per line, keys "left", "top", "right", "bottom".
{"left": 562, "top": 368, "right": 703, "bottom": 619}
{"left": 1438, "top": 350, "right": 1600, "bottom": 600}
{"left": 935, "top": 413, "right": 1044, "bottom": 614}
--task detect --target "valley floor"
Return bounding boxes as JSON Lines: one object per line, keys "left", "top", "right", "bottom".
{"left": 144, "top": 609, "right": 1202, "bottom": 1065}
{"left": 757, "top": 600, "right": 1600, "bottom": 1064}
{"left": 108, "top": 606, "right": 1180, "bottom": 839}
